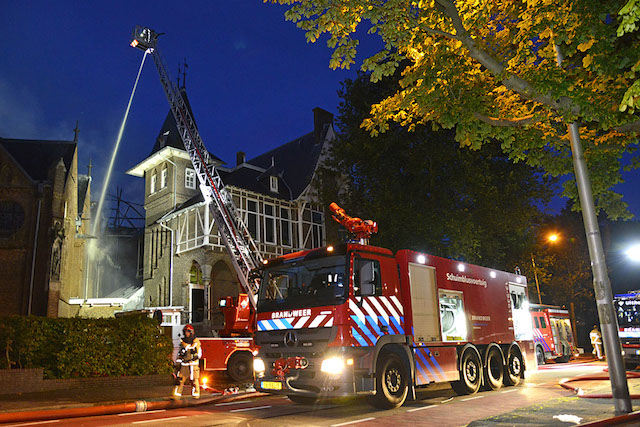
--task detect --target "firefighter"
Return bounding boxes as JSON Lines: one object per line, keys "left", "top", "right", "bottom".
{"left": 590, "top": 324, "right": 604, "bottom": 360}
{"left": 172, "top": 324, "right": 202, "bottom": 399}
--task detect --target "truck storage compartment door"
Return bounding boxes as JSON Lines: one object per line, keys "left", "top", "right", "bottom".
{"left": 408, "top": 263, "right": 440, "bottom": 343}
{"left": 509, "top": 283, "right": 533, "bottom": 341}
{"left": 439, "top": 290, "right": 467, "bottom": 342}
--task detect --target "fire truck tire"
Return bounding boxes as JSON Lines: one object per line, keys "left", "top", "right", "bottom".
{"left": 483, "top": 347, "right": 504, "bottom": 390}
{"left": 451, "top": 348, "right": 482, "bottom": 395}
{"left": 536, "top": 345, "right": 546, "bottom": 365}
{"left": 504, "top": 345, "right": 524, "bottom": 386}
{"left": 367, "top": 351, "right": 409, "bottom": 409}
{"left": 287, "top": 395, "right": 318, "bottom": 405}
{"left": 227, "top": 352, "right": 253, "bottom": 382}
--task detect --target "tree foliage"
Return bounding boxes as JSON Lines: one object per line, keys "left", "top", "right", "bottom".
{"left": 318, "top": 68, "right": 553, "bottom": 269}
{"left": 269, "top": 0, "right": 640, "bottom": 219}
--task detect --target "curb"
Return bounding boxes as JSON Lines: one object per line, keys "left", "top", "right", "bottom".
{"left": 579, "top": 410, "right": 640, "bottom": 426}
{"left": 0, "top": 391, "right": 267, "bottom": 424}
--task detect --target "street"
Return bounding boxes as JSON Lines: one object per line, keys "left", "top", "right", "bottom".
{"left": 3, "top": 361, "right": 611, "bottom": 427}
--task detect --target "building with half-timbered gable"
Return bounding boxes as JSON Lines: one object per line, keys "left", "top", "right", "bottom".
{"left": 126, "top": 100, "right": 333, "bottom": 328}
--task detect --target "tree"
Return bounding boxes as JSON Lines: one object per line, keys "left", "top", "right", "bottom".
{"left": 318, "top": 68, "right": 554, "bottom": 270}
{"left": 269, "top": 0, "right": 640, "bottom": 219}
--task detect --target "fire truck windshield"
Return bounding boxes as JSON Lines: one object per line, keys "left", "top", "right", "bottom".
{"left": 616, "top": 298, "right": 640, "bottom": 327}
{"left": 258, "top": 255, "right": 347, "bottom": 312}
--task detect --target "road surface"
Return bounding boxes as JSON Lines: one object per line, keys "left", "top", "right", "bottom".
{"left": 3, "top": 361, "right": 608, "bottom": 427}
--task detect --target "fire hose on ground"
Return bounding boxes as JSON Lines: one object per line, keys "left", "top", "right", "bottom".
{"left": 559, "top": 370, "right": 640, "bottom": 426}
{"left": 0, "top": 391, "right": 267, "bottom": 424}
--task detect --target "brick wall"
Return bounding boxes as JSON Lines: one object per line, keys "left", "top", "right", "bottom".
{"left": 0, "top": 369, "right": 173, "bottom": 395}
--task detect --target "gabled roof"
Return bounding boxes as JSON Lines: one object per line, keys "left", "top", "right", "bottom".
{"left": 148, "top": 90, "right": 223, "bottom": 164}
{"left": 0, "top": 137, "right": 76, "bottom": 182}
{"left": 155, "top": 107, "right": 334, "bottom": 223}
{"left": 235, "top": 126, "right": 328, "bottom": 199}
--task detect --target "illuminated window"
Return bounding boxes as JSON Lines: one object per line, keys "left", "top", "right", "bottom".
{"left": 311, "top": 211, "right": 323, "bottom": 248}
{"left": 270, "top": 176, "right": 278, "bottom": 192}
{"left": 150, "top": 172, "right": 157, "bottom": 194}
{"left": 185, "top": 168, "right": 196, "bottom": 189}
{"left": 161, "top": 167, "right": 167, "bottom": 189}
{"left": 264, "top": 204, "right": 276, "bottom": 244}
{"left": 189, "top": 262, "right": 202, "bottom": 285}
{"left": 246, "top": 200, "right": 259, "bottom": 241}
{"left": 280, "top": 207, "right": 291, "bottom": 247}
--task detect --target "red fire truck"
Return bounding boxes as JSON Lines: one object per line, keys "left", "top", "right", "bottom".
{"left": 198, "top": 294, "right": 258, "bottom": 382}
{"left": 530, "top": 304, "right": 575, "bottom": 365}
{"left": 614, "top": 291, "right": 640, "bottom": 369}
{"left": 252, "top": 243, "right": 536, "bottom": 408}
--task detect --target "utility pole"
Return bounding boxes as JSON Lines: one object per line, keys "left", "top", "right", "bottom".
{"left": 531, "top": 253, "right": 542, "bottom": 305}
{"left": 555, "top": 44, "right": 632, "bottom": 414}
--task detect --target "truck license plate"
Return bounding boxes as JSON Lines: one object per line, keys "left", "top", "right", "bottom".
{"left": 261, "top": 381, "right": 283, "bottom": 390}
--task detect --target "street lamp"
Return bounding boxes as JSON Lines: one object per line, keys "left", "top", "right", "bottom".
{"left": 626, "top": 244, "right": 640, "bottom": 263}
{"left": 531, "top": 233, "right": 560, "bottom": 305}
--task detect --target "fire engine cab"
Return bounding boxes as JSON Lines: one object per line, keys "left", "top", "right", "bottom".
{"left": 530, "top": 304, "right": 575, "bottom": 365}
{"left": 615, "top": 291, "right": 640, "bottom": 369}
{"left": 252, "top": 243, "right": 536, "bottom": 408}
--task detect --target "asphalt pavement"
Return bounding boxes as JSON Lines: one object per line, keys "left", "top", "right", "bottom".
{"left": 3, "top": 358, "right": 640, "bottom": 426}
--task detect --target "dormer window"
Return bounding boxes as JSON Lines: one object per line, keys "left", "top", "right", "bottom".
{"left": 161, "top": 166, "right": 167, "bottom": 189}
{"left": 185, "top": 168, "right": 196, "bottom": 189}
{"left": 150, "top": 172, "right": 157, "bottom": 194}
{"left": 270, "top": 176, "right": 278, "bottom": 193}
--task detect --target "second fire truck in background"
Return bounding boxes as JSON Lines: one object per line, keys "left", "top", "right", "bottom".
{"left": 530, "top": 304, "right": 576, "bottom": 365}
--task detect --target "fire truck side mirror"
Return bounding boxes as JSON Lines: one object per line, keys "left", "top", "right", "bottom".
{"left": 359, "top": 261, "right": 376, "bottom": 296}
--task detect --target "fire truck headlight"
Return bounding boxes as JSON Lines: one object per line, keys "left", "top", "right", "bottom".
{"left": 253, "top": 357, "right": 266, "bottom": 374}
{"left": 622, "top": 350, "right": 626, "bottom": 356}
{"left": 321, "top": 357, "right": 345, "bottom": 375}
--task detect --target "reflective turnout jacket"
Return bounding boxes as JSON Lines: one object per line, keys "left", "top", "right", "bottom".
{"left": 178, "top": 338, "right": 202, "bottom": 366}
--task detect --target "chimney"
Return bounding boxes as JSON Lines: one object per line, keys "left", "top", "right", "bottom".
{"left": 313, "top": 107, "right": 334, "bottom": 144}
{"left": 236, "top": 151, "right": 246, "bottom": 166}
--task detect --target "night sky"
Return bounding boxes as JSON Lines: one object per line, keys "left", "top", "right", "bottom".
{"left": 1, "top": 3, "right": 639, "bottom": 245}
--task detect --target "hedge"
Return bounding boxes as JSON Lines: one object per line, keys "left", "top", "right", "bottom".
{"left": 0, "top": 315, "right": 173, "bottom": 379}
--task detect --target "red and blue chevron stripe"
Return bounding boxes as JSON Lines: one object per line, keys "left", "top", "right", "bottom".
{"left": 348, "top": 296, "right": 405, "bottom": 347}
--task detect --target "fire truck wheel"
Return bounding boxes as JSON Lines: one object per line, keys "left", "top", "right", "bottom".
{"left": 483, "top": 347, "right": 504, "bottom": 390}
{"left": 536, "top": 346, "right": 546, "bottom": 365}
{"left": 287, "top": 394, "right": 318, "bottom": 405}
{"left": 504, "top": 346, "right": 524, "bottom": 386}
{"left": 227, "top": 352, "right": 253, "bottom": 382}
{"left": 451, "top": 349, "right": 482, "bottom": 395}
{"left": 367, "top": 351, "right": 409, "bottom": 409}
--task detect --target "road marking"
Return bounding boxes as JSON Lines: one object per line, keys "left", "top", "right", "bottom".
{"left": 439, "top": 397, "right": 454, "bottom": 403}
{"left": 118, "top": 410, "right": 166, "bottom": 416}
{"left": 7, "top": 421, "right": 60, "bottom": 426}
{"left": 500, "top": 388, "right": 519, "bottom": 393}
{"left": 407, "top": 405, "right": 436, "bottom": 412}
{"left": 230, "top": 405, "right": 272, "bottom": 412}
{"left": 133, "top": 416, "right": 187, "bottom": 424}
{"left": 461, "top": 395, "right": 485, "bottom": 401}
{"left": 216, "top": 400, "right": 254, "bottom": 406}
{"left": 331, "top": 418, "right": 376, "bottom": 426}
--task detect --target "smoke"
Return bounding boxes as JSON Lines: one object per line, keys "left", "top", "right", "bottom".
{"left": 86, "top": 231, "right": 143, "bottom": 299}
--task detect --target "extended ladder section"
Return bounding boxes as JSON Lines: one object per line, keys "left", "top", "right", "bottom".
{"left": 131, "top": 26, "right": 263, "bottom": 308}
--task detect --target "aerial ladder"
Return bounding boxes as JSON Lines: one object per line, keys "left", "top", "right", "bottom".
{"left": 130, "top": 26, "right": 262, "bottom": 308}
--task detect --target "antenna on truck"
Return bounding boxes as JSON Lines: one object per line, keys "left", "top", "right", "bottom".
{"left": 329, "top": 202, "right": 378, "bottom": 245}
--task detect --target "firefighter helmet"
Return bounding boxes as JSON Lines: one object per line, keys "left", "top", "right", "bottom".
{"left": 183, "top": 324, "right": 195, "bottom": 334}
